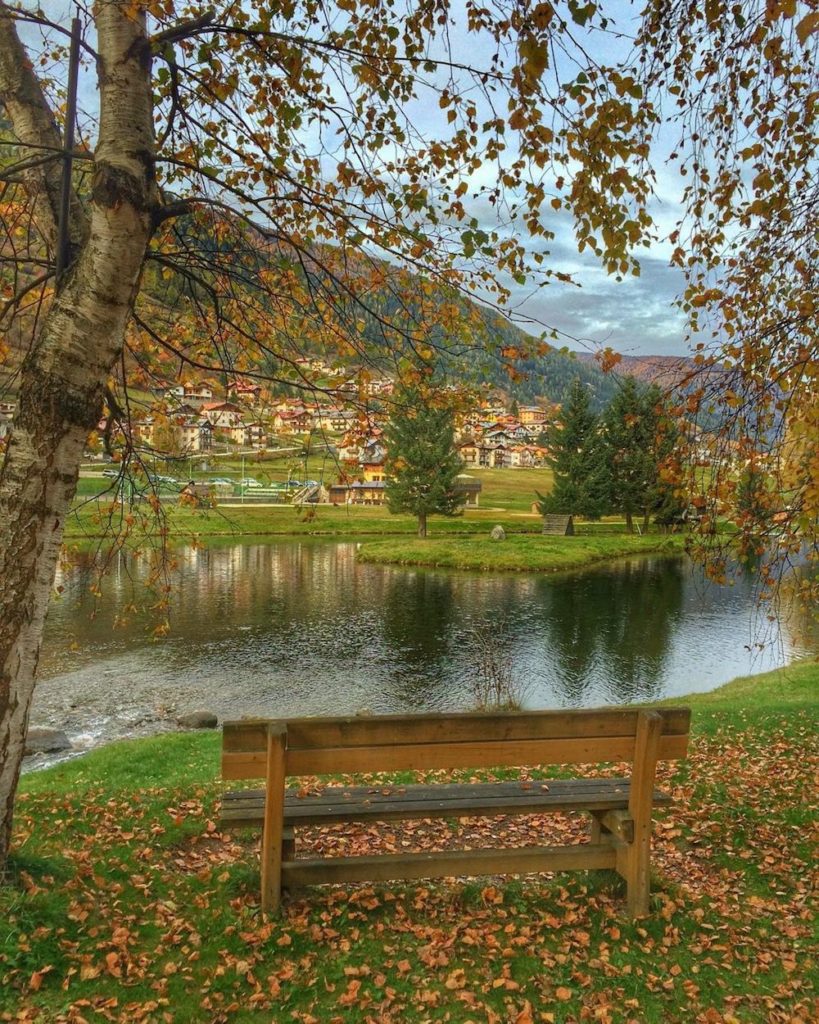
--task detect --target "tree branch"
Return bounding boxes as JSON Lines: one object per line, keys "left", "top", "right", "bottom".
{"left": 151, "top": 10, "right": 215, "bottom": 49}
{"left": 0, "top": 270, "right": 53, "bottom": 325}
{"left": 150, "top": 198, "right": 193, "bottom": 227}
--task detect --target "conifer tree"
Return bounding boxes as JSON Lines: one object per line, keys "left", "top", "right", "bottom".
{"left": 603, "top": 380, "right": 680, "bottom": 532}
{"left": 602, "top": 378, "right": 653, "bottom": 533}
{"left": 537, "top": 378, "right": 609, "bottom": 520}
{"left": 384, "top": 391, "right": 465, "bottom": 538}
{"left": 647, "top": 393, "right": 686, "bottom": 532}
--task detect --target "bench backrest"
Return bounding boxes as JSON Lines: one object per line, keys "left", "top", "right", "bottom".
{"left": 222, "top": 707, "right": 690, "bottom": 780}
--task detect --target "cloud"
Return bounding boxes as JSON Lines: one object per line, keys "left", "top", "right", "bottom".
{"left": 512, "top": 251, "right": 688, "bottom": 356}
{"left": 469, "top": 201, "right": 689, "bottom": 356}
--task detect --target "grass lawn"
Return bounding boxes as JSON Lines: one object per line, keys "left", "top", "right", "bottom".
{"left": 71, "top": 465, "right": 712, "bottom": 560}
{"left": 358, "top": 533, "right": 685, "bottom": 572}
{"left": 2, "top": 664, "right": 817, "bottom": 1022}
{"left": 62, "top": 502, "right": 543, "bottom": 544}
{"left": 74, "top": 477, "right": 112, "bottom": 497}
{"left": 468, "top": 466, "right": 554, "bottom": 511}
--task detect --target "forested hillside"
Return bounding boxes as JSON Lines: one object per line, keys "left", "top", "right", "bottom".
{"left": 1, "top": 206, "right": 623, "bottom": 411}
{"left": 573, "top": 352, "right": 693, "bottom": 388}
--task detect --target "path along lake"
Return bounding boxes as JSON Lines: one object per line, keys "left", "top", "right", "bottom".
{"left": 31, "top": 538, "right": 818, "bottom": 763}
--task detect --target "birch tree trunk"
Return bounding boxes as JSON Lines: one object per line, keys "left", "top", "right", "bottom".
{"left": 0, "top": 2, "right": 156, "bottom": 867}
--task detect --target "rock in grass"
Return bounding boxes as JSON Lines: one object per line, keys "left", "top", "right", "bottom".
{"left": 490, "top": 525, "right": 506, "bottom": 541}
{"left": 177, "top": 710, "right": 218, "bottom": 729}
{"left": 25, "top": 728, "right": 72, "bottom": 754}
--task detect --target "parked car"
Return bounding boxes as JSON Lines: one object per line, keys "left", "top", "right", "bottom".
{"left": 239, "top": 477, "right": 262, "bottom": 488}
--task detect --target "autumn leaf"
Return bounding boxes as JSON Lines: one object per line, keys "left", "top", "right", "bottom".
{"left": 796, "top": 11, "right": 819, "bottom": 43}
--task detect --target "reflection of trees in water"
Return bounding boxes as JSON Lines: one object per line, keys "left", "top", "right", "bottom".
{"left": 602, "top": 558, "right": 684, "bottom": 701}
{"left": 381, "top": 571, "right": 458, "bottom": 661}
{"left": 533, "top": 557, "right": 685, "bottom": 704}
{"left": 764, "top": 570, "right": 819, "bottom": 655}
{"left": 531, "top": 573, "right": 597, "bottom": 700}
{"left": 50, "top": 541, "right": 373, "bottom": 640}
{"left": 450, "top": 575, "right": 533, "bottom": 708}
{"left": 378, "top": 570, "right": 456, "bottom": 707}
{"left": 50, "top": 548, "right": 172, "bottom": 648}
{"left": 378, "top": 569, "right": 545, "bottom": 710}
{"left": 43, "top": 543, "right": 813, "bottom": 709}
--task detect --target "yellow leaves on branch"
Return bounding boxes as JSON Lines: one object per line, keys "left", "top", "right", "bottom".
{"left": 518, "top": 34, "right": 549, "bottom": 86}
{"left": 796, "top": 11, "right": 819, "bottom": 44}
{"left": 595, "top": 347, "right": 622, "bottom": 373}
{"left": 688, "top": 288, "right": 724, "bottom": 308}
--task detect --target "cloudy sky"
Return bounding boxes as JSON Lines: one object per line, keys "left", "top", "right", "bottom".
{"left": 503, "top": 221, "right": 688, "bottom": 359}
{"left": 392, "top": 0, "right": 694, "bottom": 359}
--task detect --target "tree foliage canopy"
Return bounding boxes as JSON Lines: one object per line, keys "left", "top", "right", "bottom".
{"left": 1, "top": 0, "right": 658, "bottom": 405}
{"left": 539, "top": 378, "right": 683, "bottom": 531}
{"left": 0, "top": 0, "right": 664, "bottom": 864}
{"left": 635, "top": 0, "right": 819, "bottom": 588}
{"left": 1, "top": 0, "right": 819, "bottom": 866}
{"left": 602, "top": 379, "right": 679, "bottom": 533}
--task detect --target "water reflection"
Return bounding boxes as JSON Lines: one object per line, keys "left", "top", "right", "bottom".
{"left": 35, "top": 540, "right": 818, "bottom": 751}
{"left": 528, "top": 558, "right": 685, "bottom": 704}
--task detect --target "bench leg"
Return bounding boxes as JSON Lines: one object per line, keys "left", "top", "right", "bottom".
{"left": 619, "top": 711, "right": 662, "bottom": 919}
{"left": 282, "top": 828, "right": 295, "bottom": 863}
{"left": 618, "top": 839, "right": 652, "bottom": 919}
{"left": 261, "top": 725, "right": 287, "bottom": 914}
{"left": 281, "top": 828, "right": 295, "bottom": 893}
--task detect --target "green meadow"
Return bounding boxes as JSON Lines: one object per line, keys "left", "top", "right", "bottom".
{"left": 3, "top": 664, "right": 816, "bottom": 1023}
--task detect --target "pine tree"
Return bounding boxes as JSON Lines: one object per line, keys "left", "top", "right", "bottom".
{"left": 384, "top": 390, "right": 465, "bottom": 538}
{"left": 537, "top": 378, "right": 609, "bottom": 520}
{"left": 648, "top": 394, "right": 686, "bottom": 531}
{"left": 603, "top": 380, "right": 680, "bottom": 532}
{"left": 601, "top": 378, "right": 650, "bottom": 532}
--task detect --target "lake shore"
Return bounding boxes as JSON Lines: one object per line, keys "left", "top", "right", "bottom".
{"left": 7, "top": 662, "right": 817, "bottom": 1023}
{"left": 63, "top": 503, "right": 680, "bottom": 562}
{"left": 357, "top": 532, "right": 685, "bottom": 572}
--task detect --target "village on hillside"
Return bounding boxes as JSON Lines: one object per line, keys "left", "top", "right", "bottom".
{"left": 61, "top": 360, "right": 559, "bottom": 505}
{"left": 0, "top": 360, "right": 734, "bottom": 511}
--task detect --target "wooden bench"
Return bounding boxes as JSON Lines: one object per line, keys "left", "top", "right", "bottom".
{"left": 219, "top": 707, "right": 690, "bottom": 917}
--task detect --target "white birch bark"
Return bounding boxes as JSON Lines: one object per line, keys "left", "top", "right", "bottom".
{"left": 0, "top": 1, "right": 157, "bottom": 865}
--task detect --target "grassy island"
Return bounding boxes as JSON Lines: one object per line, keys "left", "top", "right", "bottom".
{"left": 3, "top": 663, "right": 816, "bottom": 1023}
{"left": 357, "top": 532, "right": 685, "bottom": 573}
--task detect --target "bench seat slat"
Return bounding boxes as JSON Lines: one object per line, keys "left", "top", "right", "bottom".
{"left": 280, "top": 843, "right": 618, "bottom": 886}
{"left": 220, "top": 778, "right": 671, "bottom": 828}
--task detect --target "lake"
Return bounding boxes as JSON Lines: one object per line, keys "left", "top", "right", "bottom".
{"left": 32, "top": 538, "right": 817, "bottom": 759}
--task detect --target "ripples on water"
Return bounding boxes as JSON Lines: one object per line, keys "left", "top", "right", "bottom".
{"left": 33, "top": 539, "right": 817, "bottom": 755}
